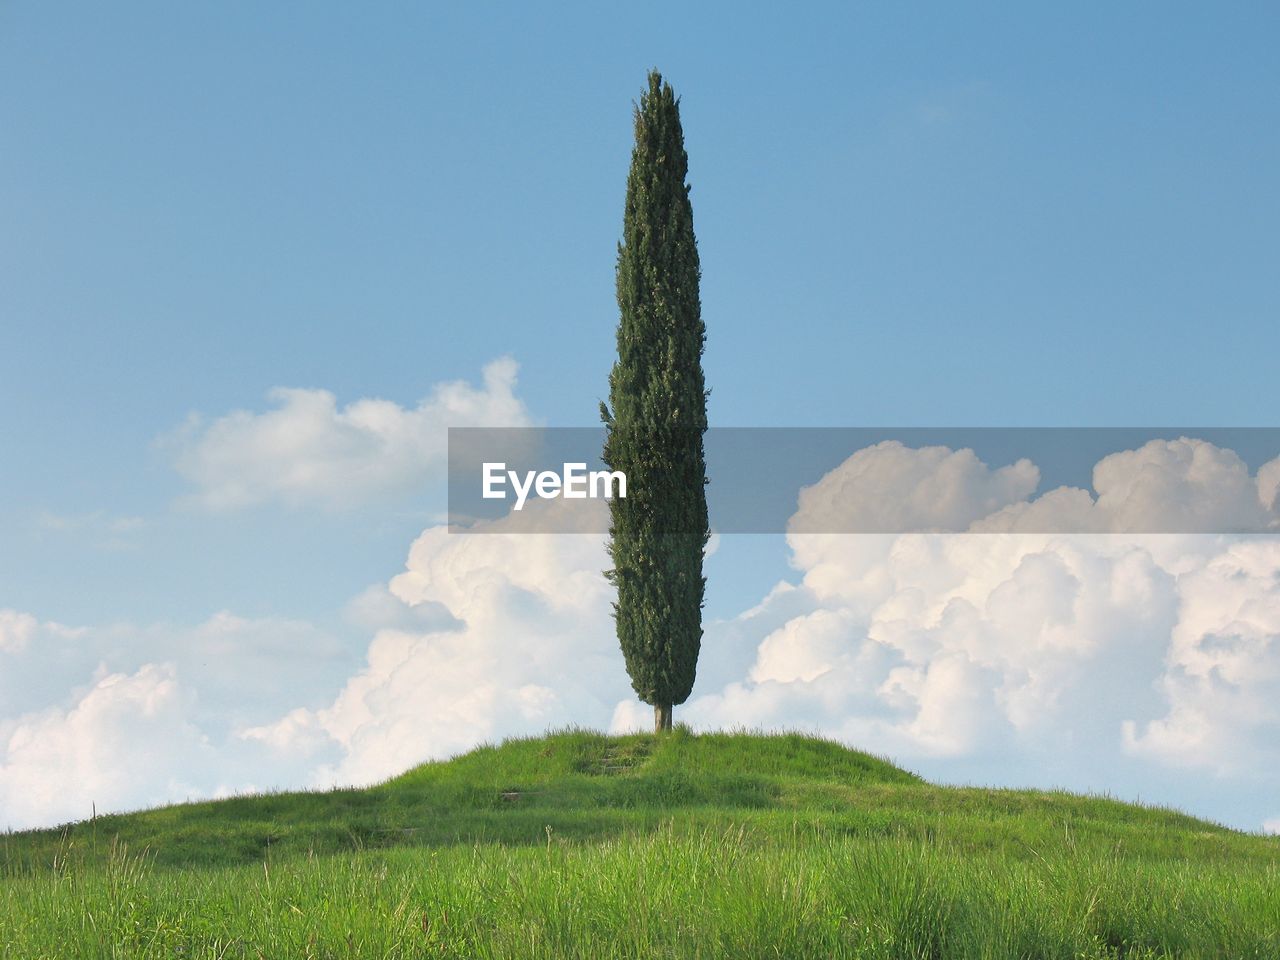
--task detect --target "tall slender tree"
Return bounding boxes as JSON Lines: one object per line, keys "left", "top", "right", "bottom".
{"left": 601, "top": 70, "right": 709, "bottom": 733}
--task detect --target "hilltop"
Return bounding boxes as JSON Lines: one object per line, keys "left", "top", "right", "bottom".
{"left": 5, "top": 728, "right": 1260, "bottom": 870}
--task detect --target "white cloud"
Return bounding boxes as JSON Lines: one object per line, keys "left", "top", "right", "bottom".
{"left": 751, "top": 608, "right": 861, "bottom": 685}
{"left": 976, "top": 439, "right": 1280, "bottom": 534}
{"left": 0, "top": 664, "right": 217, "bottom": 829}
{"left": 689, "top": 440, "right": 1280, "bottom": 779}
{"left": 0, "top": 609, "right": 39, "bottom": 654}
{"left": 241, "top": 498, "right": 626, "bottom": 786}
{"left": 1257, "top": 457, "right": 1280, "bottom": 513}
{"left": 1122, "top": 540, "right": 1280, "bottom": 776}
{"left": 789, "top": 441, "right": 1039, "bottom": 534}
{"left": 0, "top": 610, "right": 354, "bottom": 732}
{"left": 656, "top": 533, "right": 1168, "bottom": 764}
{"left": 0, "top": 610, "right": 86, "bottom": 662}
{"left": 9, "top": 435, "right": 1280, "bottom": 832}
{"left": 0, "top": 609, "right": 367, "bottom": 830}
{"left": 630, "top": 440, "right": 1280, "bottom": 827}
{"left": 244, "top": 440, "right": 1280, "bottom": 812}
{"left": 341, "top": 583, "right": 459, "bottom": 634}
{"left": 165, "top": 357, "right": 531, "bottom": 509}
{"left": 791, "top": 438, "right": 1280, "bottom": 536}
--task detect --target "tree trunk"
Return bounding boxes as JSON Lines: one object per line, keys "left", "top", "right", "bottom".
{"left": 654, "top": 702, "right": 673, "bottom": 732}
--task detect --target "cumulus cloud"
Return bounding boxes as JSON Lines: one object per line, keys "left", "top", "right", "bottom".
{"left": 1122, "top": 540, "right": 1280, "bottom": 775}
{"left": 0, "top": 664, "right": 216, "bottom": 829}
{"left": 164, "top": 357, "right": 531, "bottom": 509}
{"left": 788, "top": 438, "right": 1280, "bottom": 535}
{"left": 0, "top": 609, "right": 367, "bottom": 829}
{"left": 0, "top": 611, "right": 355, "bottom": 731}
{"left": 789, "top": 441, "right": 1040, "bottom": 534}
{"left": 660, "top": 534, "right": 1182, "bottom": 764}
{"left": 239, "top": 437, "right": 1280, "bottom": 829}
{"left": 678, "top": 438, "right": 1280, "bottom": 783}
{"left": 10, "top": 435, "right": 1280, "bottom": 832}
{"left": 1257, "top": 458, "right": 1280, "bottom": 513}
{"left": 224, "top": 432, "right": 1280, "bottom": 836}
{"left": 241, "top": 498, "right": 626, "bottom": 786}
{"left": 976, "top": 438, "right": 1280, "bottom": 534}
{"left": 632, "top": 439, "right": 1280, "bottom": 827}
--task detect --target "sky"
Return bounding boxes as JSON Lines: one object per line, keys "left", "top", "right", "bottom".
{"left": 2, "top": 2, "right": 1280, "bottom": 831}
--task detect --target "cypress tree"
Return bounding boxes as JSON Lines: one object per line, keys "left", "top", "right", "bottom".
{"left": 600, "top": 70, "right": 709, "bottom": 733}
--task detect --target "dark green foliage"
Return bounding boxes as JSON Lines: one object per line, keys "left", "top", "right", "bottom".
{"left": 601, "top": 71, "right": 709, "bottom": 726}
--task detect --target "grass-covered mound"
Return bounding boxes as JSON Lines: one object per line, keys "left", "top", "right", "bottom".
{"left": 3, "top": 729, "right": 1277, "bottom": 958}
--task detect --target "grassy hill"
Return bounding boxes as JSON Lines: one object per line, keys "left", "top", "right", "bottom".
{"left": 4, "top": 729, "right": 1278, "bottom": 958}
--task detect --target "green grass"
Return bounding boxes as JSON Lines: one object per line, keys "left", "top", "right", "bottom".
{"left": 3, "top": 728, "right": 1277, "bottom": 958}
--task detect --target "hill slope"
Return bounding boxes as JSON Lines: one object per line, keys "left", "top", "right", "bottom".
{"left": 3, "top": 728, "right": 1269, "bottom": 869}
{"left": 3, "top": 729, "right": 1278, "bottom": 958}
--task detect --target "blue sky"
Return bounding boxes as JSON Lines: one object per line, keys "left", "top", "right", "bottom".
{"left": 2, "top": 3, "right": 1280, "bottom": 830}
{"left": 4, "top": 1, "right": 1278, "bottom": 621}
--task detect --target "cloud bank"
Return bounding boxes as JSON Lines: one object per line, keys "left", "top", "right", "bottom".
{"left": 6, "top": 437, "right": 1280, "bottom": 832}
